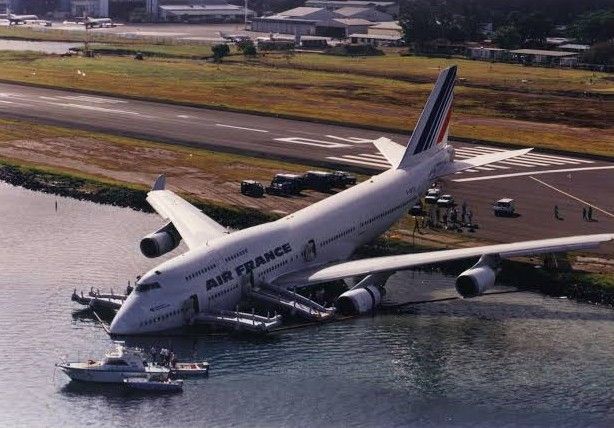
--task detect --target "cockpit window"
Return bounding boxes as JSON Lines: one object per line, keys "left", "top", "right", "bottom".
{"left": 135, "top": 282, "right": 161, "bottom": 292}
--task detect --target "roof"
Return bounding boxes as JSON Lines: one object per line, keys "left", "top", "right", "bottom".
{"left": 368, "top": 21, "right": 401, "bottom": 30}
{"left": 334, "top": 7, "right": 370, "bottom": 16}
{"left": 159, "top": 5, "right": 242, "bottom": 11}
{"left": 349, "top": 33, "right": 401, "bottom": 40}
{"left": 496, "top": 198, "right": 514, "bottom": 203}
{"left": 469, "top": 47, "right": 506, "bottom": 51}
{"left": 333, "top": 18, "right": 372, "bottom": 25}
{"left": 559, "top": 44, "right": 590, "bottom": 50}
{"left": 306, "top": 1, "right": 396, "bottom": 6}
{"left": 278, "top": 7, "right": 323, "bottom": 17}
{"left": 510, "top": 49, "right": 578, "bottom": 57}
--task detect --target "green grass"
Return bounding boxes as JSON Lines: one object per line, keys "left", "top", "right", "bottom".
{"left": 0, "top": 51, "right": 611, "bottom": 157}
{"left": 234, "top": 52, "right": 613, "bottom": 95}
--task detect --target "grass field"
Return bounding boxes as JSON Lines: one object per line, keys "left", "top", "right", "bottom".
{"left": 238, "top": 52, "right": 613, "bottom": 95}
{"left": 0, "top": 50, "right": 612, "bottom": 157}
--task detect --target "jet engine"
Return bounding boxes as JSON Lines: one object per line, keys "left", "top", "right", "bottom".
{"left": 335, "top": 273, "right": 390, "bottom": 315}
{"left": 455, "top": 254, "right": 501, "bottom": 298}
{"left": 140, "top": 223, "right": 181, "bottom": 258}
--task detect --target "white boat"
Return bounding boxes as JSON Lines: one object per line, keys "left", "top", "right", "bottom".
{"left": 124, "top": 377, "right": 183, "bottom": 393}
{"left": 56, "top": 343, "right": 169, "bottom": 383}
{"left": 170, "top": 361, "right": 209, "bottom": 378}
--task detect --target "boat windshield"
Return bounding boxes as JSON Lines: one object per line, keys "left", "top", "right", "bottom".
{"left": 135, "top": 282, "right": 161, "bottom": 293}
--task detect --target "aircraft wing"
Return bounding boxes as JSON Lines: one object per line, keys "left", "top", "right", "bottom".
{"left": 146, "top": 175, "right": 228, "bottom": 249}
{"left": 273, "top": 234, "right": 613, "bottom": 287}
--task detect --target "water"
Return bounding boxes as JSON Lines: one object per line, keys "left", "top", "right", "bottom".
{"left": 0, "top": 181, "right": 612, "bottom": 427}
{"left": 0, "top": 39, "right": 77, "bottom": 54}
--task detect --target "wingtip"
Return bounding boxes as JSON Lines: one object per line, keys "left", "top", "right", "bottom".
{"left": 152, "top": 174, "right": 166, "bottom": 191}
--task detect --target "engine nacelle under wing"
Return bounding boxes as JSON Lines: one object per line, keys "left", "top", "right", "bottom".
{"left": 140, "top": 223, "right": 181, "bottom": 258}
{"left": 455, "top": 254, "right": 500, "bottom": 298}
{"left": 335, "top": 272, "right": 390, "bottom": 315}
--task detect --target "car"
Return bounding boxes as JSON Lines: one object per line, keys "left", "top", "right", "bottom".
{"left": 303, "top": 171, "right": 335, "bottom": 192}
{"left": 436, "top": 194, "right": 455, "bottom": 207}
{"left": 265, "top": 173, "right": 303, "bottom": 196}
{"left": 331, "top": 170, "right": 357, "bottom": 187}
{"left": 424, "top": 187, "right": 441, "bottom": 204}
{"left": 240, "top": 180, "right": 264, "bottom": 197}
{"left": 493, "top": 198, "right": 516, "bottom": 216}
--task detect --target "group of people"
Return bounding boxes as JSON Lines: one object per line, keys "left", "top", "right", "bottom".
{"left": 150, "top": 346, "right": 178, "bottom": 368}
{"left": 554, "top": 205, "right": 595, "bottom": 222}
{"left": 416, "top": 201, "right": 475, "bottom": 233}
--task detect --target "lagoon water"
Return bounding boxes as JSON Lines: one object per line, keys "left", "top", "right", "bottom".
{"left": 0, "top": 181, "right": 612, "bottom": 427}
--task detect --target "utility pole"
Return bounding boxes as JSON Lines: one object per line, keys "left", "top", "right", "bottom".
{"left": 244, "top": 0, "right": 248, "bottom": 30}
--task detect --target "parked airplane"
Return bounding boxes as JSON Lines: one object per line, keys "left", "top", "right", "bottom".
{"left": 109, "top": 66, "right": 613, "bottom": 335}
{"left": 219, "top": 31, "right": 251, "bottom": 43}
{"left": 7, "top": 12, "right": 39, "bottom": 25}
{"left": 84, "top": 17, "right": 116, "bottom": 28}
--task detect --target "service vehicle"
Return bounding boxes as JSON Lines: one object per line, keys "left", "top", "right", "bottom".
{"left": 424, "top": 187, "right": 441, "bottom": 204}
{"left": 240, "top": 180, "right": 264, "bottom": 197}
{"left": 492, "top": 198, "right": 516, "bottom": 216}
{"left": 436, "top": 194, "right": 455, "bottom": 207}
{"left": 331, "top": 171, "right": 357, "bottom": 187}
{"left": 266, "top": 174, "right": 303, "bottom": 195}
{"left": 303, "top": 171, "right": 335, "bottom": 192}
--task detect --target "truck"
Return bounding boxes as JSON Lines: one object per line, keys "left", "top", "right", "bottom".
{"left": 492, "top": 198, "right": 516, "bottom": 216}
{"left": 265, "top": 174, "right": 304, "bottom": 196}
{"left": 302, "top": 171, "right": 335, "bottom": 192}
{"left": 240, "top": 180, "right": 264, "bottom": 197}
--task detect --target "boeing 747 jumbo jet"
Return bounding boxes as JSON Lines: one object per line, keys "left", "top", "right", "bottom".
{"left": 109, "top": 66, "right": 613, "bottom": 335}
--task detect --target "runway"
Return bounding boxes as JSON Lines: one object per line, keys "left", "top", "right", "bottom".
{"left": 0, "top": 82, "right": 612, "bottom": 248}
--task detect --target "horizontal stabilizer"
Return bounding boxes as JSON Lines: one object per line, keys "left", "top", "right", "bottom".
{"left": 438, "top": 148, "right": 532, "bottom": 176}
{"left": 372, "top": 137, "right": 405, "bottom": 168}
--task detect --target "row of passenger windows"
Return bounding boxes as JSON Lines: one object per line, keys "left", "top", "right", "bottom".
{"left": 258, "top": 258, "right": 289, "bottom": 278}
{"left": 186, "top": 263, "right": 217, "bottom": 282}
{"left": 210, "top": 284, "right": 238, "bottom": 300}
{"left": 140, "top": 307, "right": 187, "bottom": 327}
{"left": 360, "top": 200, "right": 410, "bottom": 227}
{"left": 225, "top": 248, "right": 248, "bottom": 263}
{"left": 320, "top": 226, "right": 357, "bottom": 247}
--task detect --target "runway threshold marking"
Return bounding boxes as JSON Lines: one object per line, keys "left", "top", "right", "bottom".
{"left": 215, "top": 124, "right": 268, "bottom": 133}
{"left": 529, "top": 176, "right": 614, "bottom": 218}
{"left": 452, "top": 165, "right": 614, "bottom": 182}
{"left": 46, "top": 102, "right": 142, "bottom": 116}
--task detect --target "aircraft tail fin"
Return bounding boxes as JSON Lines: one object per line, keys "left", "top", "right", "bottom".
{"left": 397, "top": 66, "right": 457, "bottom": 169}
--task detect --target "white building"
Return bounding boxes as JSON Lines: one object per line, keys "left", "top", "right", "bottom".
{"left": 367, "top": 21, "right": 401, "bottom": 37}
{"left": 158, "top": 4, "right": 254, "bottom": 23}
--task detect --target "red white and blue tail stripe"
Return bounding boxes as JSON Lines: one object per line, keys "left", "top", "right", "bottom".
{"left": 397, "top": 66, "right": 456, "bottom": 168}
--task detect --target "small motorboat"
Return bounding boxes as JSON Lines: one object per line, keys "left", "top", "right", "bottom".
{"left": 124, "top": 377, "right": 183, "bottom": 393}
{"left": 170, "top": 361, "right": 210, "bottom": 378}
{"left": 56, "top": 342, "right": 169, "bottom": 384}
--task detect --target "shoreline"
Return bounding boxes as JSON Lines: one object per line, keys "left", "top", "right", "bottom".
{"left": 2, "top": 162, "right": 612, "bottom": 307}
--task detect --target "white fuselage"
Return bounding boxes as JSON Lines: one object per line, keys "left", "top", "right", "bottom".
{"left": 110, "top": 145, "right": 453, "bottom": 334}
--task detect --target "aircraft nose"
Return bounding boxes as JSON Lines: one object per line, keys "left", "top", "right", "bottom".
{"left": 109, "top": 297, "right": 140, "bottom": 335}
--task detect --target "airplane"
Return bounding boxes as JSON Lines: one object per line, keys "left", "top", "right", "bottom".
{"left": 219, "top": 31, "right": 251, "bottom": 43}
{"left": 84, "top": 17, "right": 116, "bottom": 29}
{"left": 108, "top": 65, "right": 613, "bottom": 335}
{"left": 6, "top": 12, "right": 39, "bottom": 25}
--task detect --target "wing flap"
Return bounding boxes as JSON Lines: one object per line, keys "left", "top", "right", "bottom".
{"left": 273, "top": 234, "right": 613, "bottom": 287}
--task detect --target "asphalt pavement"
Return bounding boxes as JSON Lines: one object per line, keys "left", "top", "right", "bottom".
{"left": 0, "top": 82, "right": 612, "bottom": 249}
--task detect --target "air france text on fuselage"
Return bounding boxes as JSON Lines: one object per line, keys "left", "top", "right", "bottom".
{"left": 205, "top": 243, "right": 292, "bottom": 290}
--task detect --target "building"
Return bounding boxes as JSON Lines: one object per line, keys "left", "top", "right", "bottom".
{"left": 558, "top": 43, "right": 591, "bottom": 53}
{"left": 467, "top": 47, "right": 508, "bottom": 61}
{"left": 251, "top": 7, "right": 335, "bottom": 36}
{"left": 315, "top": 17, "right": 371, "bottom": 37}
{"left": 509, "top": 49, "right": 578, "bottom": 66}
{"left": 305, "top": 0, "right": 398, "bottom": 18}
{"left": 252, "top": 3, "right": 391, "bottom": 37}
{"left": 333, "top": 6, "right": 391, "bottom": 22}
{"left": 71, "top": 0, "right": 108, "bottom": 17}
{"left": 158, "top": 3, "right": 253, "bottom": 23}
{"left": 367, "top": 20, "right": 400, "bottom": 37}
{"left": 349, "top": 32, "right": 401, "bottom": 46}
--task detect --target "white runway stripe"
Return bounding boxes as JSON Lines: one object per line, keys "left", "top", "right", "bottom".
{"left": 343, "top": 155, "right": 391, "bottom": 165}
{"left": 474, "top": 166, "right": 496, "bottom": 171}
{"left": 473, "top": 146, "right": 594, "bottom": 164}
{"left": 452, "top": 165, "right": 614, "bottom": 182}
{"left": 326, "top": 156, "right": 389, "bottom": 169}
